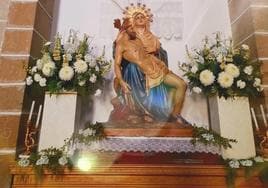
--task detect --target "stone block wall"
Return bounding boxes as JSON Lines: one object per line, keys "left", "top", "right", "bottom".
{"left": 0, "top": 0, "right": 55, "bottom": 187}
{"left": 228, "top": 0, "right": 268, "bottom": 129}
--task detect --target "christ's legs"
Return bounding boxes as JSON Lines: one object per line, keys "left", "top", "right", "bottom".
{"left": 163, "top": 72, "right": 187, "bottom": 116}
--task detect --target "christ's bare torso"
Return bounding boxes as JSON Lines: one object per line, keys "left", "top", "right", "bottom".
{"left": 120, "top": 38, "right": 167, "bottom": 76}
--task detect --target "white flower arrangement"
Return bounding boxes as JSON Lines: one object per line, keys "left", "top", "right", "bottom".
{"left": 182, "top": 33, "right": 263, "bottom": 98}
{"left": 25, "top": 31, "right": 111, "bottom": 95}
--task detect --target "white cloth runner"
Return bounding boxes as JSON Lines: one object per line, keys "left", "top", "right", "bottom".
{"left": 75, "top": 137, "right": 221, "bottom": 154}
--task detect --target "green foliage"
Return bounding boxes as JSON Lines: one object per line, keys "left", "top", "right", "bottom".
{"left": 17, "top": 122, "right": 106, "bottom": 180}
{"left": 18, "top": 147, "right": 73, "bottom": 180}
{"left": 64, "top": 122, "right": 106, "bottom": 147}
{"left": 191, "top": 125, "right": 237, "bottom": 149}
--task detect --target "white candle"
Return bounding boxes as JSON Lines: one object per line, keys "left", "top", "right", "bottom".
{"left": 35, "top": 105, "right": 42, "bottom": 128}
{"left": 27, "top": 101, "right": 35, "bottom": 122}
{"left": 251, "top": 107, "right": 259, "bottom": 131}
{"left": 260, "top": 104, "right": 267, "bottom": 127}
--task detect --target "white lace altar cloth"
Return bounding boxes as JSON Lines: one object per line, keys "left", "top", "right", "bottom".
{"left": 75, "top": 137, "right": 220, "bottom": 154}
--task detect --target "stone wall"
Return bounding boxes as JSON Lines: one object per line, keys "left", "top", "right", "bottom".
{"left": 228, "top": 0, "right": 268, "bottom": 128}
{"left": 0, "top": 0, "right": 55, "bottom": 187}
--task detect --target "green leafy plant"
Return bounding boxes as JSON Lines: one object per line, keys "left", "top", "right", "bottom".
{"left": 18, "top": 147, "right": 73, "bottom": 180}
{"left": 65, "top": 122, "right": 106, "bottom": 147}
{"left": 17, "top": 122, "right": 106, "bottom": 179}
{"left": 181, "top": 33, "right": 262, "bottom": 99}
{"left": 191, "top": 125, "right": 237, "bottom": 149}
{"left": 224, "top": 157, "right": 267, "bottom": 188}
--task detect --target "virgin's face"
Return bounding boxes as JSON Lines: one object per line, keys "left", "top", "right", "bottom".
{"left": 133, "top": 13, "right": 147, "bottom": 26}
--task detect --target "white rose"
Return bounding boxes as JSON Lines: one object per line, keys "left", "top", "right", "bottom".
{"left": 225, "top": 63, "right": 240, "bottom": 78}
{"left": 191, "top": 65, "right": 198, "bottom": 73}
{"left": 229, "top": 160, "right": 240, "bottom": 168}
{"left": 199, "top": 70, "right": 215, "bottom": 86}
{"left": 192, "top": 87, "right": 202, "bottom": 94}
{"left": 217, "top": 72, "right": 234, "bottom": 88}
{"left": 26, "top": 76, "right": 33, "bottom": 85}
{"left": 89, "top": 74, "right": 97, "bottom": 83}
{"left": 74, "top": 59, "right": 88, "bottom": 73}
{"left": 244, "top": 66, "right": 253, "bottom": 75}
{"left": 18, "top": 158, "right": 30, "bottom": 167}
{"left": 253, "top": 78, "right": 261, "bottom": 87}
{"left": 236, "top": 80, "right": 246, "bottom": 89}
{"left": 59, "top": 66, "right": 74, "bottom": 81}
{"left": 34, "top": 73, "right": 42, "bottom": 82}
{"left": 241, "top": 44, "right": 249, "bottom": 51}
{"left": 39, "top": 78, "right": 47, "bottom": 87}
{"left": 240, "top": 160, "right": 253, "bottom": 167}
{"left": 58, "top": 156, "right": 68, "bottom": 166}
{"left": 31, "top": 66, "right": 38, "bottom": 74}
{"left": 254, "top": 156, "right": 264, "bottom": 163}
{"left": 83, "top": 128, "right": 93, "bottom": 137}
{"left": 42, "top": 61, "right": 55, "bottom": 77}
{"left": 78, "top": 80, "right": 86, "bottom": 86}
{"left": 36, "top": 59, "right": 43, "bottom": 70}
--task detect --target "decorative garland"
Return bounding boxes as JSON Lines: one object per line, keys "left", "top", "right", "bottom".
{"left": 17, "top": 122, "right": 106, "bottom": 178}
{"left": 191, "top": 125, "right": 237, "bottom": 149}
{"left": 225, "top": 157, "right": 268, "bottom": 188}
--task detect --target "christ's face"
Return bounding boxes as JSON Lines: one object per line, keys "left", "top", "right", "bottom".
{"left": 126, "top": 25, "right": 136, "bottom": 40}
{"left": 133, "top": 13, "right": 147, "bottom": 26}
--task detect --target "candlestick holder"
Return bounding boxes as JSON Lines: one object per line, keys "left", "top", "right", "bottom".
{"left": 24, "top": 121, "right": 39, "bottom": 155}
{"left": 259, "top": 130, "right": 268, "bottom": 160}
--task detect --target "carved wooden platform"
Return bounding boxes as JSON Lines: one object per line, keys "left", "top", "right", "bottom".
{"left": 10, "top": 163, "right": 265, "bottom": 188}
{"left": 103, "top": 121, "right": 193, "bottom": 137}
{"left": 10, "top": 151, "right": 266, "bottom": 188}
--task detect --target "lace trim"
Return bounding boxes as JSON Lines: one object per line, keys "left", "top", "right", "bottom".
{"left": 74, "top": 137, "right": 221, "bottom": 154}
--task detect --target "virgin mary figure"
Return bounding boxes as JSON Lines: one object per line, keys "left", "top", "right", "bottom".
{"left": 110, "top": 3, "right": 188, "bottom": 125}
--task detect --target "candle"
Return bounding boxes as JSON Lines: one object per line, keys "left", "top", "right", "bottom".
{"left": 35, "top": 105, "right": 42, "bottom": 128}
{"left": 27, "top": 101, "right": 35, "bottom": 122}
{"left": 260, "top": 104, "right": 267, "bottom": 127}
{"left": 251, "top": 107, "right": 259, "bottom": 131}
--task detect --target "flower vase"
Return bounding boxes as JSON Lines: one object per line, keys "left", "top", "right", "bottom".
{"left": 38, "top": 92, "right": 92, "bottom": 150}
{"left": 208, "top": 96, "right": 256, "bottom": 159}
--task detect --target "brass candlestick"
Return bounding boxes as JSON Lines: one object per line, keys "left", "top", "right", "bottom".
{"left": 260, "top": 130, "right": 268, "bottom": 159}
{"left": 24, "top": 121, "right": 39, "bottom": 155}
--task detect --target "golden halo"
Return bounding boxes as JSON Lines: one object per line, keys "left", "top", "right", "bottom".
{"left": 123, "top": 3, "right": 153, "bottom": 22}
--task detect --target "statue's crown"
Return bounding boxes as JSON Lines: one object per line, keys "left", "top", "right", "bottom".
{"left": 123, "top": 3, "right": 153, "bottom": 22}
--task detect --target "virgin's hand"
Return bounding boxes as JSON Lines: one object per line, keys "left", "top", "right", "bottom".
{"left": 121, "top": 81, "right": 131, "bottom": 93}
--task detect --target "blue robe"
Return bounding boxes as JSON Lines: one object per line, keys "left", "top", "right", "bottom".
{"left": 119, "top": 47, "right": 172, "bottom": 121}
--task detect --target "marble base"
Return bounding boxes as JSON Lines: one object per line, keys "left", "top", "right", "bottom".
{"left": 208, "top": 96, "right": 256, "bottom": 159}
{"left": 38, "top": 92, "right": 91, "bottom": 150}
